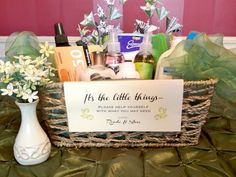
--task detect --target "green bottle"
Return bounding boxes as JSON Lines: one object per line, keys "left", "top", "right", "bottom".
{"left": 134, "top": 32, "right": 155, "bottom": 80}
{"left": 152, "top": 33, "right": 169, "bottom": 66}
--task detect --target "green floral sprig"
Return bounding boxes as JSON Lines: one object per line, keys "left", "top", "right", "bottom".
{"left": 77, "top": 0, "right": 125, "bottom": 45}
{"left": 77, "top": 0, "right": 182, "bottom": 41}
{"left": 0, "top": 42, "right": 55, "bottom": 103}
{"left": 135, "top": 0, "right": 182, "bottom": 34}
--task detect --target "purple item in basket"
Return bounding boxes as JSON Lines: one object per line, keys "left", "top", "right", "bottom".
{"left": 118, "top": 33, "right": 144, "bottom": 53}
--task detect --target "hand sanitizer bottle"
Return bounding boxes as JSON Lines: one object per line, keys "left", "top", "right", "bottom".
{"left": 134, "top": 32, "right": 155, "bottom": 80}
{"left": 80, "top": 51, "right": 116, "bottom": 81}
{"left": 105, "top": 29, "right": 124, "bottom": 74}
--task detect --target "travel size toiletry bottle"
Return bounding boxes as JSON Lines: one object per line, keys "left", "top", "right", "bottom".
{"left": 105, "top": 30, "right": 124, "bottom": 74}
{"left": 134, "top": 32, "right": 155, "bottom": 80}
{"left": 154, "top": 37, "right": 183, "bottom": 80}
{"left": 76, "top": 40, "right": 92, "bottom": 67}
{"left": 80, "top": 51, "right": 116, "bottom": 81}
{"left": 116, "top": 60, "right": 140, "bottom": 79}
{"left": 54, "top": 22, "right": 70, "bottom": 47}
{"left": 152, "top": 33, "right": 169, "bottom": 66}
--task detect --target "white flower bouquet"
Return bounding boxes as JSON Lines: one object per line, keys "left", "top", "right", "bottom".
{"left": 78, "top": 0, "right": 124, "bottom": 45}
{"left": 0, "top": 39, "right": 55, "bottom": 103}
{"left": 77, "top": 0, "right": 182, "bottom": 45}
{"left": 135, "top": 0, "right": 182, "bottom": 34}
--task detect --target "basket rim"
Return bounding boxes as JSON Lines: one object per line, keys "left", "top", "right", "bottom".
{"left": 43, "top": 79, "right": 217, "bottom": 88}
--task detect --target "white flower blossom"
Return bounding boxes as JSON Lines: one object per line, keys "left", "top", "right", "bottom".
{"left": 39, "top": 42, "right": 54, "bottom": 58}
{"left": 104, "top": 0, "right": 115, "bottom": 6}
{"left": 80, "top": 12, "right": 95, "bottom": 26}
{"left": 14, "top": 55, "right": 31, "bottom": 61}
{"left": 24, "top": 71, "right": 41, "bottom": 82}
{"left": 3, "top": 61, "right": 15, "bottom": 75}
{"left": 96, "top": 5, "right": 106, "bottom": 19}
{"left": 22, "top": 90, "right": 39, "bottom": 103}
{"left": 14, "top": 57, "right": 34, "bottom": 73}
{"left": 0, "top": 49, "right": 54, "bottom": 103}
{"left": 97, "top": 21, "right": 108, "bottom": 34}
{"left": 34, "top": 56, "right": 46, "bottom": 66}
{"left": 0, "top": 60, "right": 6, "bottom": 73}
{"left": 0, "top": 83, "right": 18, "bottom": 96}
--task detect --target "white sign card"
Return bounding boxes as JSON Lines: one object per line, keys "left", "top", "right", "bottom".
{"left": 64, "top": 80, "right": 184, "bottom": 132}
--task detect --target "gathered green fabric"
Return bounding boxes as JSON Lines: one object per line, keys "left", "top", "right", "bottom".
{"left": 0, "top": 96, "right": 236, "bottom": 177}
{"left": 4, "top": 31, "right": 58, "bottom": 81}
{"left": 5, "top": 31, "right": 40, "bottom": 61}
{"left": 165, "top": 33, "right": 236, "bottom": 119}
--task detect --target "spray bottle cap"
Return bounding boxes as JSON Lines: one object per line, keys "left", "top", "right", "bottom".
{"left": 107, "top": 29, "right": 121, "bottom": 53}
{"left": 140, "top": 32, "right": 152, "bottom": 53}
{"left": 54, "top": 22, "right": 70, "bottom": 47}
{"left": 54, "top": 23, "right": 65, "bottom": 35}
{"left": 187, "top": 31, "right": 199, "bottom": 40}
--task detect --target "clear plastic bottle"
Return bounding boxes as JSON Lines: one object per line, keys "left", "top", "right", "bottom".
{"left": 80, "top": 51, "right": 116, "bottom": 81}
{"left": 134, "top": 32, "right": 155, "bottom": 80}
{"left": 116, "top": 60, "right": 140, "bottom": 79}
{"left": 105, "top": 30, "right": 124, "bottom": 74}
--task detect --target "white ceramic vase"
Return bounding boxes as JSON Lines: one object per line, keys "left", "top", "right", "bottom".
{"left": 14, "top": 99, "right": 51, "bottom": 165}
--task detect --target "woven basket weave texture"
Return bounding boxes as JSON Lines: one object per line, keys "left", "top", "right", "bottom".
{"left": 40, "top": 80, "right": 216, "bottom": 148}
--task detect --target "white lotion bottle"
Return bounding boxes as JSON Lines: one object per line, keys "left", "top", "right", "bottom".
{"left": 154, "top": 37, "right": 183, "bottom": 80}
{"left": 116, "top": 60, "right": 140, "bottom": 79}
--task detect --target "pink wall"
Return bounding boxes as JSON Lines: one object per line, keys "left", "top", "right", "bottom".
{"left": 0, "top": 0, "right": 93, "bottom": 36}
{"left": 182, "top": 0, "right": 236, "bottom": 36}
{"left": 0, "top": 0, "right": 236, "bottom": 36}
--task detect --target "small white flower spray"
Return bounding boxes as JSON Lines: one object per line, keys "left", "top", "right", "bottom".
{"left": 0, "top": 40, "right": 55, "bottom": 103}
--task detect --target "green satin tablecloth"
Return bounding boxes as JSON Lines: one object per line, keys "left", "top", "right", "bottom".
{"left": 0, "top": 97, "right": 236, "bottom": 177}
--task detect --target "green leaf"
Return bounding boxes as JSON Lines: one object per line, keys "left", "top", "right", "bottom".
{"left": 119, "top": 0, "right": 127, "bottom": 4}
{"left": 140, "top": 4, "right": 156, "bottom": 17}
{"left": 157, "top": 6, "right": 169, "bottom": 21}
{"left": 109, "top": 7, "right": 122, "bottom": 20}
{"left": 80, "top": 12, "right": 95, "bottom": 26}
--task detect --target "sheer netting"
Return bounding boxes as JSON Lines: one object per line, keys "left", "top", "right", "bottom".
{"left": 165, "top": 33, "right": 236, "bottom": 119}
